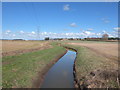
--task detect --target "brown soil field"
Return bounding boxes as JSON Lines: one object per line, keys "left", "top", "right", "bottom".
{"left": 1, "top": 40, "right": 52, "bottom": 56}
{"left": 68, "top": 42, "right": 118, "bottom": 60}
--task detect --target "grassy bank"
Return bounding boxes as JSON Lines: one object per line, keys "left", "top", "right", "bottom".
{"left": 2, "top": 43, "right": 66, "bottom": 88}
{"left": 60, "top": 42, "right": 119, "bottom": 88}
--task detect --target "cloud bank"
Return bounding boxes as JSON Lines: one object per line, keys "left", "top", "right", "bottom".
{"left": 2, "top": 28, "right": 118, "bottom": 40}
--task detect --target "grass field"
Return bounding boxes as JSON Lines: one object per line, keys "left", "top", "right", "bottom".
{"left": 2, "top": 40, "right": 52, "bottom": 56}
{"left": 2, "top": 41, "right": 66, "bottom": 88}
{"left": 2, "top": 40, "right": 119, "bottom": 88}
{"left": 59, "top": 41, "right": 119, "bottom": 88}
{"left": 67, "top": 41, "right": 118, "bottom": 59}
{"left": 2, "top": 40, "right": 51, "bottom": 52}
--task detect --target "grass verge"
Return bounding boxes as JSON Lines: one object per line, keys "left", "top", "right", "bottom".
{"left": 2, "top": 43, "right": 66, "bottom": 88}
{"left": 60, "top": 42, "right": 119, "bottom": 88}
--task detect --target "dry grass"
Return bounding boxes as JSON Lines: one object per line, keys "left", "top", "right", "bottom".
{"left": 68, "top": 42, "right": 118, "bottom": 60}
{"left": 2, "top": 40, "right": 51, "bottom": 56}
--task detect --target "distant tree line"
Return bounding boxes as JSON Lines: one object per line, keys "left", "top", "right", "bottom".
{"left": 84, "top": 38, "right": 101, "bottom": 41}
{"left": 53, "top": 38, "right": 63, "bottom": 40}
{"left": 44, "top": 37, "right": 82, "bottom": 40}
{"left": 44, "top": 37, "right": 119, "bottom": 41}
{"left": 45, "top": 37, "right": 49, "bottom": 40}
{"left": 108, "top": 37, "right": 120, "bottom": 40}
{"left": 84, "top": 37, "right": 119, "bottom": 41}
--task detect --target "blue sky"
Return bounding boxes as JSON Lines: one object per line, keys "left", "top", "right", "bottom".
{"left": 2, "top": 2, "right": 119, "bottom": 39}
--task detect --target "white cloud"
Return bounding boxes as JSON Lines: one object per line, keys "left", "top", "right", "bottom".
{"left": 108, "top": 33, "right": 118, "bottom": 37}
{"left": 2, "top": 29, "right": 119, "bottom": 40}
{"left": 12, "top": 34, "right": 16, "bottom": 37}
{"left": 70, "top": 22, "right": 77, "bottom": 27}
{"left": 101, "top": 18, "right": 110, "bottom": 23}
{"left": 31, "top": 31, "right": 36, "bottom": 34}
{"left": 96, "top": 33, "right": 102, "bottom": 36}
{"left": 109, "top": 34, "right": 114, "bottom": 37}
{"left": 102, "top": 30, "right": 107, "bottom": 34}
{"left": 113, "top": 27, "right": 120, "bottom": 31}
{"left": 63, "top": 4, "right": 70, "bottom": 11}
{"left": 83, "top": 31, "right": 91, "bottom": 35}
{"left": 5, "top": 30, "right": 11, "bottom": 34}
{"left": 41, "top": 32, "right": 47, "bottom": 35}
{"left": 87, "top": 28, "right": 93, "bottom": 31}
{"left": 44, "top": 32, "right": 47, "bottom": 34}
{"left": 20, "top": 30, "right": 24, "bottom": 34}
{"left": 6, "top": 30, "right": 11, "bottom": 33}
{"left": 83, "top": 31, "right": 95, "bottom": 37}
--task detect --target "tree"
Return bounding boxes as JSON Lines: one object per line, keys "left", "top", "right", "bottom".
{"left": 45, "top": 37, "right": 49, "bottom": 40}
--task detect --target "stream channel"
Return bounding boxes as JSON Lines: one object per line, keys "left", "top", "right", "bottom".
{"left": 41, "top": 50, "right": 76, "bottom": 88}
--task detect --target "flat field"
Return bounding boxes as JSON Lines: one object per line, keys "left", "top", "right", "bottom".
{"left": 2, "top": 40, "right": 119, "bottom": 88}
{"left": 67, "top": 41, "right": 118, "bottom": 60}
{"left": 2, "top": 40, "right": 51, "bottom": 56}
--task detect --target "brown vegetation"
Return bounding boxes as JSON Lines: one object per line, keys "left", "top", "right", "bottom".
{"left": 68, "top": 42, "right": 118, "bottom": 60}
{"left": 2, "top": 40, "right": 52, "bottom": 56}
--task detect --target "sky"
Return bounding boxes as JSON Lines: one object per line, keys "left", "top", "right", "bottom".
{"left": 2, "top": 2, "right": 119, "bottom": 40}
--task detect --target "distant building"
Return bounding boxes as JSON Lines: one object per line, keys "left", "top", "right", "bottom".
{"left": 102, "top": 34, "right": 109, "bottom": 40}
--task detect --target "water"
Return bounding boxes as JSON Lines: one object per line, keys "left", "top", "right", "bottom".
{"left": 41, "top": 50, "right": 76, "bottom": 88}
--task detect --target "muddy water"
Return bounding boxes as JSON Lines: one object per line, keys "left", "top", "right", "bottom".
{"left": 41, "top": 50, "right": 76, "bottom": 88}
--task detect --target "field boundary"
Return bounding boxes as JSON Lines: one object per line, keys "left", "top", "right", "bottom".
{"left": 2, "top": 45, "right": 52, "bottom": 57}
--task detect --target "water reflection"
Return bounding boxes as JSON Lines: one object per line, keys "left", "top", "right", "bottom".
{"left": 41, "top": 50, "right": 76, "bottom": 88}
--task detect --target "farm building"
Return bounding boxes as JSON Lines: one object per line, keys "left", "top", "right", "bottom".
{"left": 102, "top": 34, "right": 109, "bottom": 40}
